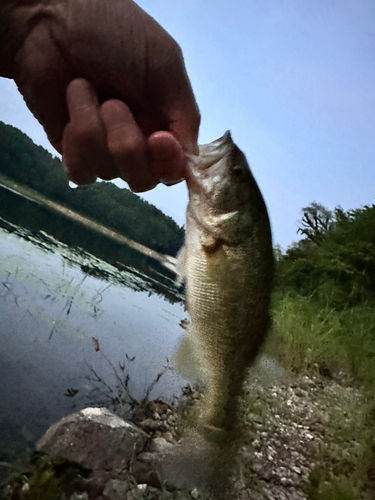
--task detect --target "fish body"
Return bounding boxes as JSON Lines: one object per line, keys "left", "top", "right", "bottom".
{"left": 177, "top": 131, "right": 274, "bottom": 432}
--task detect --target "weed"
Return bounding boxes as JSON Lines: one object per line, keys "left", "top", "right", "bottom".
{"left": 82, "top": 337, "right": 174, "bottom": 419}
{"left": 305, "top": 474, "right": 366, "bottom": 500}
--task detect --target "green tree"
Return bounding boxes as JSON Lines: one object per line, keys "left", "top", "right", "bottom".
{"left": 297, "top": 202, "right": 334, "bottom": 244}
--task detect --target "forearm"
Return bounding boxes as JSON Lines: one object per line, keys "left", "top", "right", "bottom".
{"left": 0, "top": 0, "right": 58, "bottom": 77}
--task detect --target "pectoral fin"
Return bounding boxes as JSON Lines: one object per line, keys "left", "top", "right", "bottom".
{"left": 176, "top": 245, "right": 187, "bottom": 286}
{"left": 200, "top": 233, "right": 224, "bottom": 255}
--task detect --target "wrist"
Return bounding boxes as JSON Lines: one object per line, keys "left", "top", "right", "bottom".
{"left": 0, "top": 0, "right": 57, "bottom": 77}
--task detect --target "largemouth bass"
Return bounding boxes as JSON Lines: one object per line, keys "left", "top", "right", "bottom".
{"left": 176, "top": 131, "right": 274, "bottom": 433}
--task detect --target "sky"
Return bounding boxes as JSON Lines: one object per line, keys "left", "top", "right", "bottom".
{"left": 0, "top": 0, "right": 374, "bottom": 249}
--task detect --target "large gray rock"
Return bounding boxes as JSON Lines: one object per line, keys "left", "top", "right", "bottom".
{"left": 37, "top": 407, "right": 149, "bottom": 473}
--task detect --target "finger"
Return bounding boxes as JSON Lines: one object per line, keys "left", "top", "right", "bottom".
{"left": 151, "top": 47, "right": 201, "bottom": 159}
{"left": 147, "top": 131, "right": 187, "bottom": 185}
{"left": 167, "top": 105, "right": 201, "bottom": 158}
{"left": 62, "top": 123, "right": 97, "bottom": 185}
{"left": 100, "top": 99, "right": 158, "bottom": 192}
{"left": 64, "top": 78, "right": 118, "bottom": 182}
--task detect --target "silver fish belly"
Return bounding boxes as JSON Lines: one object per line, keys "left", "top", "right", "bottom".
{"left": 177, "top": 131, "right": 274, "bottom": 432}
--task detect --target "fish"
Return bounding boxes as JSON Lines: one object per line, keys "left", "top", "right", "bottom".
{"left": 175, "top": 131, "right": 274, "bottom": 434}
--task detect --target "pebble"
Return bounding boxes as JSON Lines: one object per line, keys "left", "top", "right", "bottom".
{"left": 163, "top": 431, "right": 175, "bottom": 443}
{"left": 280, "top": 477, "right": 293, "bottom": 486}
{"left": 149, "top": 437, "right": 172, "bottom": 453}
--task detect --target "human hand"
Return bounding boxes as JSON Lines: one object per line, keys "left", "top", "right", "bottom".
{"left": 1, "top": 0, "right": 200, "bottom": 191}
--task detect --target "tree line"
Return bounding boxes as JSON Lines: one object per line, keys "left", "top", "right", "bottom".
{"left": 0, "top": 121, "right": 184, "bottom": 256}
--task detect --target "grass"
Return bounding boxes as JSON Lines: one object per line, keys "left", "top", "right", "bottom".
{"left": 339, "top": 305, "right": 375, "bottom": 386}
{"left": 267, "top": 292, "right": 375, "bottom": 389}
{"left": 268, "top": 293, "right": 345, "bottom": 375}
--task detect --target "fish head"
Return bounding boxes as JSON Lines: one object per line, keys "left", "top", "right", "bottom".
{"left": 186, "top": 131, "right": 267, "bottom": 244}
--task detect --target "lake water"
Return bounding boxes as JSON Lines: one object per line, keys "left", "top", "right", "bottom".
{"left": 0, "top": 220, "right": 187, "bottom": 474}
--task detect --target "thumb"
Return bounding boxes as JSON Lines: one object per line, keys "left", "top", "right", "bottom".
{"left": 147, "top": 100, "right": 200, "bottom": 185}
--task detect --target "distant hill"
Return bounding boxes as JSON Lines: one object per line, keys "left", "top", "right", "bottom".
{"left": 0, "top": 121, "right": 184, "bottom": 256}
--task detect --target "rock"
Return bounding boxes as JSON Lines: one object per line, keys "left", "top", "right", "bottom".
{"left": 126, "top": 491, "right": 141, "bottom": 500}
{"left": 138, "top": 418, "right": 168, "bottom": 434}
{"left": 131, "top": 400, "right": 175, "bottom": 430}
{"left": 291, "top": 465, "right": 301, "bottom": 475}
{"left": 163, "top": 432, "right": 175, "bottom": 443}
{"left": 137, "top": 452, "right": 155, "bottom": 464}
{"left": 102, "top": 479, "right": 130, "bottom": 500}
{"left": 319, "top": 412, "right": 330, "bottom": 424}
{"left": 21, "top": 483, "right": 30, "bottom": 493}
{"left": 130, "top": 454, "right": 162, "bottom": 488}
{"left": 37, "top": 407, "right": 149, "bottom": 474}
{"left": 280, "top": 476, "right": 293, "bottom": 486}
{"left": 167, "top": 415, "right": 176, "bottom": 425}
{"left": 131, "top": 406, "right": 149, "bottom": 425}
{"left": 70, "top": 493, "right": 89, "bottom": 500}
{"left": 299, "top": 377, "right": 315, "bottom": 391}
{"left": 252, "top": 439, "right": 261, "bottom": 450}
{"left": 190, "top": 488, "right": 200, "bottom": 498}
{"left": 149, "top": 437, "right": 173, "bottom": 453}
{"left": 294, "top": 388, "right": 308, "bottom": 398}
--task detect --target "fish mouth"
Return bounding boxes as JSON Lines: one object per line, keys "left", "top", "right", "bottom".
{"left": 198, "top": 131, "right": 233, "bottom": 170}
{"left": 186, "top": 131, "right": 234, "bottom": 173}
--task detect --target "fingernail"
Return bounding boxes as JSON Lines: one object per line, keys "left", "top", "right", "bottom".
{"left": 161, "top": 177, "right": 185, "bottom": 186}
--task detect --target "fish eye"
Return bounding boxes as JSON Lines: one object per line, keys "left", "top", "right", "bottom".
{"left": 232, "top": 165, "right": 245, "bottom": 177}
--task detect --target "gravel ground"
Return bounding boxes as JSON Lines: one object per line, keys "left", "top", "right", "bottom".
{"left": 232, "top": 367, "right": 371, "bottom": 499}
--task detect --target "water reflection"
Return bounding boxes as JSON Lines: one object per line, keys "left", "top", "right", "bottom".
{"left": 0, "top": 219, "right": 186, "bottom": 474}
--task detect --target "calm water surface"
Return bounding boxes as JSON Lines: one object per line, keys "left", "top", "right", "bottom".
{"left": 0, "top": 223, "right": 186, "bottom": 468}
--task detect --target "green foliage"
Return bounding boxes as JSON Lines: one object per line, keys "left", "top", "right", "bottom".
{"left": 2, "top": 454, "right": 91, "bottom": 500}
{"left": 277, "top": 202, "right": 375, "bottom": 309}
{"left": 0, "top": 121, "right": 184, "bottom": 256}
{"left": 305, "top": 473, "right": 365, "bottom": 500}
